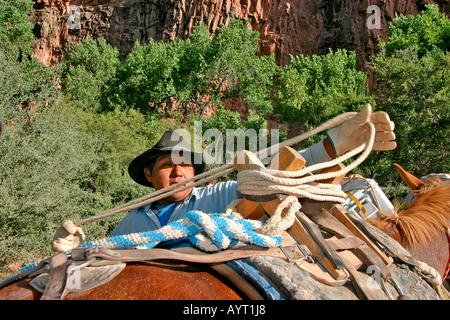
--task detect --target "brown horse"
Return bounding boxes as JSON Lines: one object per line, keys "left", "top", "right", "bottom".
{"left": 367, "top": 164, "right": 450, "bottom": 284}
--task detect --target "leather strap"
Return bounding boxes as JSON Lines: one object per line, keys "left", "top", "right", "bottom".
{"left": 40, "top": 242, "right": 312, "bottom": 300}
{"left": 41, "top": 264, "right": 70, "bottom": 300}
{"left": 70, "top": 243, "right": 309, "bottom": 265}
{"left": 0, "top": 252, "right": 68, "bottom": 291}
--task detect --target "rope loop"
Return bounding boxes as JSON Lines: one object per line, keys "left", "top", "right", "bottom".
{"left": 237, "top": 122, "right": 376, "bottom": 203}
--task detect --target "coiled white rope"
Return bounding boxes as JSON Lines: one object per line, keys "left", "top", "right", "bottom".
{"left": 237, "top": 122, "right": 376, "bottom": 204}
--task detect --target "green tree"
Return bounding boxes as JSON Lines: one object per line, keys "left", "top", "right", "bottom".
{"left": 0, "top": 49, "right": 56, "bottom": 113}
{"left": 61, "top": 36, "right": 120, "bottom": 111}
{"left": 371, "top": 4, "right": 449, "bottom": 185}
{"left": 0, "top": 0, "right": 34, "bottom": 59}
{"left": 104, "top": 38, "right": 180, "bottom": 112}
{"left": 177, "top": 18, "right": 277, "bottom": 117}
{"left": 0, "top": 0, "right": 56, "bottom": 113}
{"left": 276, "top": 49, "right": 374, "bottom": 146}
{"left": 106, "top": 18, "right": 278, "bottom": 121}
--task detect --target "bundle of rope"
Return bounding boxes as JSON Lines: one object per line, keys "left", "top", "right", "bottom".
{"left": 237, "top": 123, "right": 375, "bottom": 204}
{"left": 78, "top": 211, "right": 279, "bottom": 252}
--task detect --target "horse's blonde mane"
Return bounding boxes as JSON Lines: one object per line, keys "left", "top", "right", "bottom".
{"left": 374, "top": 178, "right": 450, "bottom": 247}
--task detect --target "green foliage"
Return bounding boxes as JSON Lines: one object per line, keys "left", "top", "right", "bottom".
{"left": 371, "top": 5, "right": 449, "bottom": 184}
{"left": 105, "top": 38, "right": 180, "bottom": 112}
{"left": 0, "top": 101, "right": 105, "bottom": 272}
{"left": 0, "top": 0, "right": 34, "bottom": 58}
{"left": 203, "top": 18, "right": 278, "bottom": 116}
{"left": 105, "top": 18, "right": 278, "bottom": 119}
{"left": 201, "top": 105, "right": 244, "bottom": 133}
{"left": 0, "top": 0, "right": 56, "bottom": 113}
{"left": 0, "top": 100, "right": 166, "bottom": 277}
{"left": 381, "top": 4, "right": 449, "bottom": 58}
{"left": 61, "top": 36, "right": 121, "bottom": 111}
{"left": 0, "top": 50, "right": 57, "bottom": 112}
{"left": 276, "top": 49, "right": 374, "bottom": 145}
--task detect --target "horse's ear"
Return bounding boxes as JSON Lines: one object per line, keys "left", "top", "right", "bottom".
{"left": 394, "top": 163, "right": 424, "bottom": 191}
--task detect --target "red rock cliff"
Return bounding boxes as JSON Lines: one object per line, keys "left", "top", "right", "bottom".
{"left": 30, "top": 0, "right": 449, "bottom": 78}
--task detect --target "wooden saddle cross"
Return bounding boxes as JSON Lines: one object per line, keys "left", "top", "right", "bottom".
{"left": 233, "top": 146, "right": 347, "bottom": 280}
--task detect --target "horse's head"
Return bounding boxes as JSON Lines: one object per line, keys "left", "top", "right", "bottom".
{"left": 368, "top": 164, "right": 450, "bottom": 281}
{"left": 394, "top": 163, "right": 450, "bottom": 205}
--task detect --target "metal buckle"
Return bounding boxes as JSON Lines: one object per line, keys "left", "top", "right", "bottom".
{"left": 280, "top": 243, "right": 314, "bottom": 264}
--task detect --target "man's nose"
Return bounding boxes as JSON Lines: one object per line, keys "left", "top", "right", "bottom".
{"left": 170, "top": 164, "right": 184, "bottom": 176}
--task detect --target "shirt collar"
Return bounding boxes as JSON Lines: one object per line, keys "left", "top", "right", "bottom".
{"left": 148, "top": 187, "right": 199, "bottom": 211}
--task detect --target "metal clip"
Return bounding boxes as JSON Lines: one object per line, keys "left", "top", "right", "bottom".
{"left": 380, "top": 277, "right": 394, "bottom": 300}
{"left": 380, "top": 277, "right": 406, "bottom": 300}
{"left": 280, "top": 243, "right": 314, "bottom": 264}
{"left": 67, "top": 257, "right": 94, "bottom": 275}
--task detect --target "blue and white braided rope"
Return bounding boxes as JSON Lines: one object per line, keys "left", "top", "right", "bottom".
{"left": 78, "top": 210, "right": 282, "bottom": 252}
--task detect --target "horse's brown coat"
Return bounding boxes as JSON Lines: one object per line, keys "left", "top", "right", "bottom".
{"left": 0, "top": 261, "right": 245, "bottom": 300}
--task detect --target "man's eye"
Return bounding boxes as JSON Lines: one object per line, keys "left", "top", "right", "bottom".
{"left": 163, "top": 162, "right": 174, "bottom": 167}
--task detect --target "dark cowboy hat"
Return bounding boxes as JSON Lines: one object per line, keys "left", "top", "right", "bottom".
{"left": 128, "top": 130, "right": 207, "bottom": 187}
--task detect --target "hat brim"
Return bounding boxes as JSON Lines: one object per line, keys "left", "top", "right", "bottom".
{"left": 128, "top": 148, "right": 206, "bottom": 188}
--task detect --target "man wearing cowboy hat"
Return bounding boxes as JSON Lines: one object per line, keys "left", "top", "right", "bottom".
{"left": 52, "top": 104, "right": 396, "bottom": 252}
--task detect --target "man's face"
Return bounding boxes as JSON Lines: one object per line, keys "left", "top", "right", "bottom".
{"left": 144, "top": 153, "right": 195, "bottom": 205}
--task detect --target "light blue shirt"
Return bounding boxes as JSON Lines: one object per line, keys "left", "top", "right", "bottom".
{"left": 155, "top": 202, "right": 178, "bottom": 227}
{"left": 111, "top": 140, "right": 331, "bottom": 236}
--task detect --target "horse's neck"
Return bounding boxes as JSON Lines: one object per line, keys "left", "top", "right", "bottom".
{"left": 407, "top": 223, "right": 449, "bottom": 278}
{"left": 369, "top": 213, "right": 449, "bottom": 278}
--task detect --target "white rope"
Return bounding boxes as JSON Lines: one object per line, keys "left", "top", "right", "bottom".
{"left": 237, "top": 122, "right": 376, "bottom": 203}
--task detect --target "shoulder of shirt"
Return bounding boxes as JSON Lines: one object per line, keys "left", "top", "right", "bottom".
{"left": 192, "top": 181, "right": 237, "bottom": 196}
{"left": 126, "top": 181, "right": 238, "bottom": 211}
{"left": 127, "top": 202, "right": 153, "bottom": 215}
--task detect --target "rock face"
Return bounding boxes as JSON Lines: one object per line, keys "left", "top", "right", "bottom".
{"left": 30, "top": 0, "right": 449, "bottom": 77}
